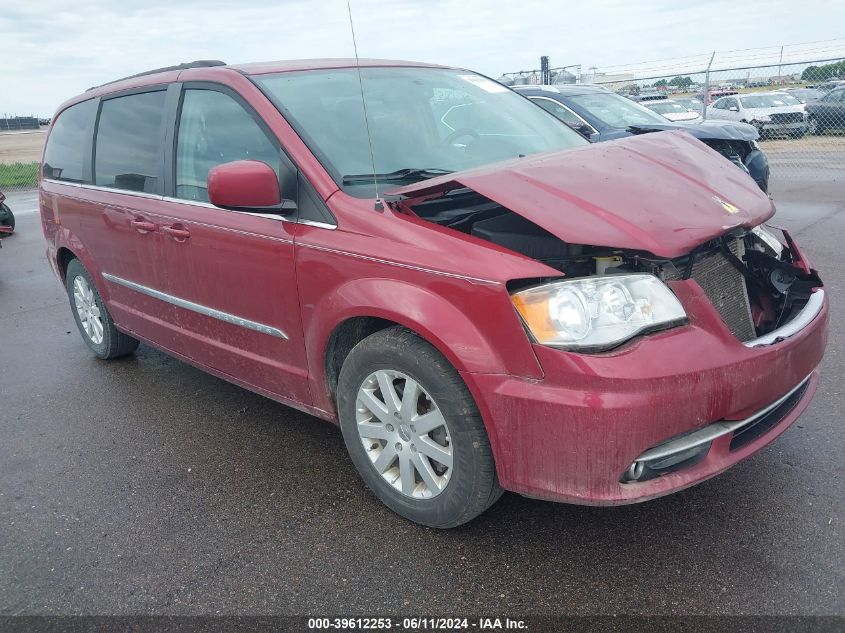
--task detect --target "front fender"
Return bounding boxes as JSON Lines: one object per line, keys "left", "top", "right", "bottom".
{"left": 301, "top": 276, "right": 544, "bottom": 417}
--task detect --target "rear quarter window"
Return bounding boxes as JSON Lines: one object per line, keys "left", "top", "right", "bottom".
{"left": 43, "top": 99, "right": 97, "bottom": 183}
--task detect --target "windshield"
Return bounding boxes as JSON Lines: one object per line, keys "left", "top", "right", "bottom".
{"left": 646, "top": 101, "right": 691, "bottom": 114}
{"left": 790, "top": 89, "right": 822, "bottom": 101}
{"left": 255, "top": 67, "right": 586, "bottom": 195}
{"left": 567, "top": 92, "right": 667, "bottom": 128}
{"left": 674, "top": 98, "right": 703, "bottom": 112}
{"left": 740, "top": 94, "right": 801, "bottom": 108}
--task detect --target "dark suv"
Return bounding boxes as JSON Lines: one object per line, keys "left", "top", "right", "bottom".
{"left": 515, "top": 84, "right": 770, "bottom": 192}
{"left": 805, "top": 87, "right": 845, "bottom": 134}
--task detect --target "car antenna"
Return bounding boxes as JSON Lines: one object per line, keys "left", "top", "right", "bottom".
{"left": 346, "top": 0, "right": 383, "bottom": 211}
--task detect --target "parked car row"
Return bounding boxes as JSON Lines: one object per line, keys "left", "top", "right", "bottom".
{"left": 616, "top": 87, "right": 845, "bottom": 139}
{"left": 706, "top": 92, "right": 807, "bottom": 138}
{"left": 708, "top": 88, "right": 845, "bottom": 137}
{"left": 514, "top": 84, "right": 769, "bottom": 191}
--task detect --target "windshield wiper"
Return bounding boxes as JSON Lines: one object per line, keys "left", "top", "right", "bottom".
{"left": 342, "top": 168, "right": 453, "bottom": 185}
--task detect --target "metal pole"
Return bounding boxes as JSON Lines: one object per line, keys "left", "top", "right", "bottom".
{"left": 777, "top": 45, "right": 784, "bottom": 84}
{"left": 702, "top": 51, "right": 716, "bottom": 121}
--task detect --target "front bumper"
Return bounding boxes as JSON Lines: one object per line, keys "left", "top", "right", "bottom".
{"left": 465, "top": 281, "right": 828, "bottom": 505}
{"left": 761, "top": 121, "right": 805, "bottom": 133}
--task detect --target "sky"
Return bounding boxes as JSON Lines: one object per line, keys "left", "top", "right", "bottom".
{"left": 2, "top": 0, "right": 844, "bottom": 116}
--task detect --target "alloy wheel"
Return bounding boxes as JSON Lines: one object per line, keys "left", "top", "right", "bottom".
{"left": 73, "top": 275, "right": 104, "bottom": 344}
{"left": 355, "top": 370, "right": 453, "bottom": 499}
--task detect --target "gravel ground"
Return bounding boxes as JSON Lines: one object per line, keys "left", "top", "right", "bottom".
{"left": 0, "top": 130, "right": 46, "bottom": 165}
{"left": 0, "top": 178, "right": 842, "bottom": 616}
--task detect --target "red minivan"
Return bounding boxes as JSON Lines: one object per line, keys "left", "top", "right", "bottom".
{"left": 40, "top": 60, "right": 828, "bottom": 527}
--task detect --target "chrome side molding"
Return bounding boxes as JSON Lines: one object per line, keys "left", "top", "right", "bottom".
{"left": 744, "top": 290, "right": 825, "bottom": 348}
{"left": 102, "top": 272, "right": 288, "bottom": 340}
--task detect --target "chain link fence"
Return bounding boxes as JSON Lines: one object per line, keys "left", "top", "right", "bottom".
{"left": 501, "top": 40, "right": 845, "bottom": 182}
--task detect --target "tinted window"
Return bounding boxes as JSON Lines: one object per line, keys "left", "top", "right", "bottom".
{"left": 176, "top": 89, "right": 281, "bottom": 202}
{"left": 95, "top": 91, "right": 166, "bottom": 193}
{"left": 566, "top": 92, "right": 666, "bottom": 128}
{"left": 43, "top": 100, "right": 96, "bottom": 183}
{"left": 532, "top": 97, "right": 586, "bottom": 128}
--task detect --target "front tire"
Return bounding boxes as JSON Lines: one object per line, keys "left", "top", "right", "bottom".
{"left": 807, "top": 116, "right": 824, "bottom": 135}
{"left": 337, "top": 327, "right": 501, "bottom": 528}
{"left": 65, "top": 259, "right": 139, "bottom": 359}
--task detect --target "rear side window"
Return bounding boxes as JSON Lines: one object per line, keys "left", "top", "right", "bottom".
{"left": 95, "top": 91, "right": 166, "bottom": 193}
{"left": 43, "top": 100, "right": 96, "bottom": 183}
{"left": 532, "top": 97, "right": 587, "bottom": 129}
{"left": 176, "top": 89, "right": 281, "bottom": 202}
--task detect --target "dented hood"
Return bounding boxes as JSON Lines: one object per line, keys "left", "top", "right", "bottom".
{"left": 393, "top": 130, "right": 774, "bottom": 258}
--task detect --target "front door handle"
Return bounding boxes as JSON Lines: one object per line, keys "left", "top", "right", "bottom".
{"left": 162, "top": 224, "right": 191, "bottom": 242}
{"left": 130, "top": 217, "right": 157, "bottom": 234}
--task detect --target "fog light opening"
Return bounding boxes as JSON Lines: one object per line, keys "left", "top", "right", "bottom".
{"left": 621, "top": 442, "right": 712, "bottom": 484}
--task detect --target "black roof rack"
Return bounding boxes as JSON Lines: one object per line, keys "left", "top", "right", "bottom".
{"left": 87, "top": 60, "right": 227, "bottom": 91}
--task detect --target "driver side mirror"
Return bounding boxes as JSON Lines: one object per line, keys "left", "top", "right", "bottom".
{"left": 208, "top": 160, "right": 287, "bottom": 214}
{"left": 728, "top": 105, "right": 739, "bottom": 112}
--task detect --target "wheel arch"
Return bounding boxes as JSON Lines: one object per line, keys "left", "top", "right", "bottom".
{"left": 56, "top": 246, "right": 77, "bottom": 281}
{"left": 306, "top": 277, "right": 541, "bottom": 418}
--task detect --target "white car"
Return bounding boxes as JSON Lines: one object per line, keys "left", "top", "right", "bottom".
{"left": 706, "top": 92, "right": 806, "bottom": 138}
{"left": 642, "top": 98, "right": 703, "bottom": 123}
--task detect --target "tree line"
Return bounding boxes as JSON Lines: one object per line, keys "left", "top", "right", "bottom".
{"left": 802, "top": 60, "right": 845, "bottom": 81}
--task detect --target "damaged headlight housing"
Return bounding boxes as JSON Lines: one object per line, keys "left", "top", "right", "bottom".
{"left": 751, "top": 224, "right": 784, "bottom": 258}
{"left": 511, "top": 274, "right": 687, "bottom": 351}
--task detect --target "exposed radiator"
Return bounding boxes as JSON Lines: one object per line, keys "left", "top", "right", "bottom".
{"left": 664, "top": 238, "right": 756, "bottom": 341}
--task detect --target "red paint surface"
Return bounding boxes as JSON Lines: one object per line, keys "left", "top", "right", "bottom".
{"left": 394, "top": 131, "right": 773, "bottom": 258}
{"left": 40, "top": 60, "right": 828, "bottom": 505}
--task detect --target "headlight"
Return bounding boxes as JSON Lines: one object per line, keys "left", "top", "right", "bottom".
{"left": 751, "top": 224, "right": 784, "bottom": 258}
{"left": 510, "top": 274, "right": 687, "bottom": 351}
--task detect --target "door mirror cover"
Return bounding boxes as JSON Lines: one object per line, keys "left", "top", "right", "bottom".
{"left": 208, "top": 160, "right": 284, "bottom": 213}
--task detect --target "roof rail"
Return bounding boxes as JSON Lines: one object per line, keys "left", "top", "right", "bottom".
{"left": 86, "top": 60, "right": 227, "bottom": 91}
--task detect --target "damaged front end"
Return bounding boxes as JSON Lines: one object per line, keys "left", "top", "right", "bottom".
{"left": 392, "top": 132, "right": 821, "bottom": 353}
{"left": 399, "top": 187, "right": 822, "bottom": 352}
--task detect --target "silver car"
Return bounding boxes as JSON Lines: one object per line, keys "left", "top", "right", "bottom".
{"left": 642, "top": 98, "right": 703, "bottom": 123}
{"left": 706, "top": 92, "right": 807, "bottom": 138}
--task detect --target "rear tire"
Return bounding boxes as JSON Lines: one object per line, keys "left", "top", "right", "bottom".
{"left": 790, "top": 128, "right": 806, "bottom": 139}
{"left": 337, "top": 326, "right": 502, "bottom": 528}
{"left": 65, "top": 258, "right": 139, "bottom": 359}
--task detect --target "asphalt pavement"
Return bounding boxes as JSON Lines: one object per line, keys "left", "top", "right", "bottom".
{"left": 0, "top": 178, "right": 843, "bottom": 616}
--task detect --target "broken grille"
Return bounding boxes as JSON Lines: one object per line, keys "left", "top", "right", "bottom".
{"left": 664, "top": 238, "right": 756, "bottom": 341}
{"left": 769, "top": 112, "right": 804, "bottom": 124}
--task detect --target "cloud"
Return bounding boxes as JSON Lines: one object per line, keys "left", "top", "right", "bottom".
{"left": 2, "top": 0, "right": 843, "bottom": 115}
